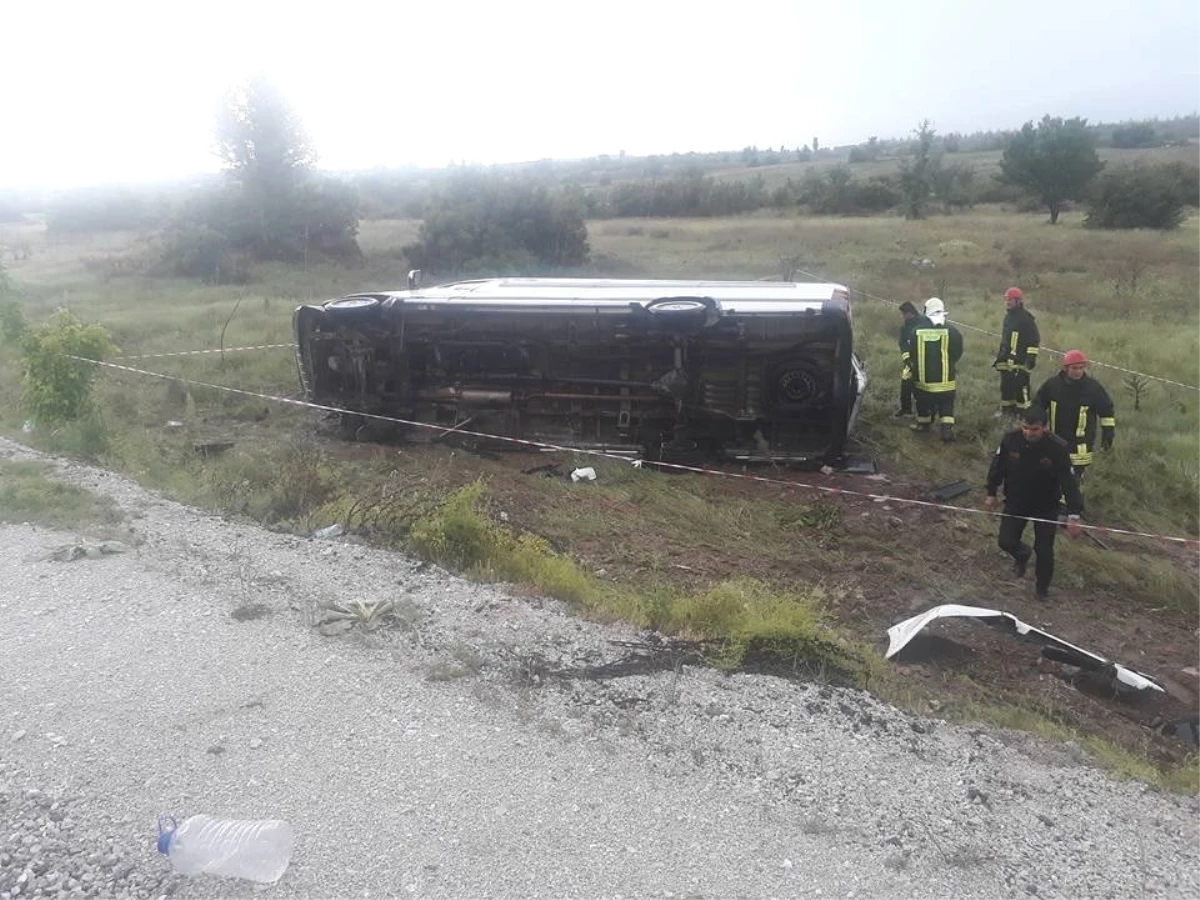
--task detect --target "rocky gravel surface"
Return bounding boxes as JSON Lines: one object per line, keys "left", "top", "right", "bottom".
{"left": 1, "top": 436, "right": 1197, "bottom": 899}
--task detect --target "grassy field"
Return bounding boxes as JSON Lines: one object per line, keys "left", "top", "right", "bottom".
{"left": 0, "top": 207, "right": 1196, "bottom": 787}
{"left": 3, "top": 208, "right": 1195, "bottom": 538}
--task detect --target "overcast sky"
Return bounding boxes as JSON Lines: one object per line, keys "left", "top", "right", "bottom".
{"left": 2, "top": 0, "right": 1197, "bottom": 190}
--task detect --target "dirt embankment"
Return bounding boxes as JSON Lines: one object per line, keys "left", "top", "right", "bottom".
{"left": 1, "top": 438, "right": 1197, "bottom": 899}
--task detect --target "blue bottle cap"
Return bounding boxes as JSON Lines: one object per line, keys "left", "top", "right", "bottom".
{"left": 156, "top": 815, "right": 178, "bottom": 855}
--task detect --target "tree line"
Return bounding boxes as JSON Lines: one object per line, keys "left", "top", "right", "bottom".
{"left": 4, "top": 96, "right": 1197, "bottom": 282}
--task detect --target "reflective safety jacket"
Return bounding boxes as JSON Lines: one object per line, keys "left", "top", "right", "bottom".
{"left": 986, "top": 429, "right": 1083, "bottom": 516}
{"left": 899, "top": 313, "right": 933, "bottom": 380}
{"left": 910, "top": 323, "right": 964, "bottom": 392}
{"left": 995, "top": 306, "right": 1040, "bottom": 372}
{"left": 1032, "top": 372, "right": 1116, "bottom": 467}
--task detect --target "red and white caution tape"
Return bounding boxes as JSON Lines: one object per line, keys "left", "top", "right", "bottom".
{"left": 71, "top": 355, "right": 1200, "bottom": 551}
{"left": 793, "top": 268, "right": 1200, "bottom": 392}
{"left": 113, "top": 343, "right": 295, "bottom": 361}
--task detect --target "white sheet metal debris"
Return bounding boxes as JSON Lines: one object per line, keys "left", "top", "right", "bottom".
{"left": 886, "top": 604, "right": 1164, "bottom": 693}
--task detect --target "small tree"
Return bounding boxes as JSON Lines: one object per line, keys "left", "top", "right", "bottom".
{"left": 216, "top": 76, "right": 315, "bottom": 196}
{"left": 210, "top": 77, "right": 359, "bottom": 263}
{"left": 20, "top": 312, "right": 118, "bottom": 424}
{"left": 998, "top": 116, "right": 1104, "bottom": 224}
{"left": 931, "top": 162, "right": 977, "bottom": 211}
{"left": 1084, "top": 165, "right": 1186, "bottom": 230}
{"left": 898, "top": 121, "right": 937, "bottom": 219}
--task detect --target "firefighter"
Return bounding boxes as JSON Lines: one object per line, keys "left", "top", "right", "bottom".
{"left": 993, "top": 287, "right": 1040, "bottom": 417}
{"left": 985, "top": 405, "right": 1084, "bottom": 600}
{"left": 1032, "top": 349, "right": 1116, "bottom": 492}
{"left": 908, "top": 297, "right": 963, "bottom": 442}
{"left": 895, "top": 301, "right": 932, "bottom": 418}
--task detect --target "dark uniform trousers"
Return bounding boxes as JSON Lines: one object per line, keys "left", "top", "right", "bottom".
{"left": 998, "top": 505, "right": 1059, "bottom": 589}
{"left": 915, "top": 389, "right": 955, "bottom": 426}
{"left": 1000, "top": 368, "right": 1032, "bottom": 410}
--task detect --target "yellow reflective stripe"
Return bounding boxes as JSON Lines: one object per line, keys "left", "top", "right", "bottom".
{"left": 1071, "top": 444, "right": 1093, "bottom": 466}
{"left": 1077, "top": 405, "right": 1089, "bottom": 438}
{"left": 1048, "top": 400, "right": 1057, "bottom": 433}
{"left": 920, "top": 382, "right": 956, "bottom": 392}
{"left": 1099, "top": 416, "right": 1116, "bottom": 427}
{"left": 1027, "top": 346, "right": 1039, "bottom": 356}
{"left": 1009, "top": 331, "right": 1019, "bottom": 354}
{"left": 941, "top": 333, "right": 949, "bottom": 382}
{"left": 917, "top": 334, "right": 928, "bottom": 385}
{"left": 939, "top": 416, "right": 955, "bottom": 424}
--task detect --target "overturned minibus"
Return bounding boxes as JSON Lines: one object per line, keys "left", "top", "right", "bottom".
{"left": 293, "top": 277, "right": 866, "bottom": 465}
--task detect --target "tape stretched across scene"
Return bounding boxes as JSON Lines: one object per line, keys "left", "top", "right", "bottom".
{"left": 792, "top": 267, "right": 1200, "bottom": 392}
{"left": 113, "top": 344, "right": 296, "bottom": 361}
{"left": 69, "top": 354, "right": 1200, "bottom": 551}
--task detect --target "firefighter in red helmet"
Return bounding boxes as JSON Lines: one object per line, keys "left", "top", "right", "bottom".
{"left": 993, "top": 287, "right": 1040, "bottom": 417}
{"left": 1032, "top": 349, "right": 1116, "bottom": 497}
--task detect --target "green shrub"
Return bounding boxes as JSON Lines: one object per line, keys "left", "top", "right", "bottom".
{"left": 1085, "top": 165, "right": 1187, "bottom": 230}
{"left": 404, "top": 172, "right": 589, "bottom": 272}
{"left": 409, "top": 480, "right": 596, "bottom": 603}
{"left": 667, "top": 578, "right": 878, "bottom": 686}
{"left": 157, "top": 225, "right": 248, "bottom": 284}
{"left": 20, "top": 312, "right": 118, "bottom": 424}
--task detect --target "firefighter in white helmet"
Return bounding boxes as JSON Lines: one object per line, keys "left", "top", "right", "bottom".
{"left": 907, "top": 297, "right": 963, "bottom": 442}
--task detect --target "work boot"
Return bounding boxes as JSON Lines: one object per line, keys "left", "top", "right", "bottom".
{"left": 1013, "top": 550, "right": 1031, "bottom": 579}
{"left": 910, "top": 422, "right": 931, "bottom": 433}
{"left": 940, "top": 423, "right": 956, "bottom": 443}
{"left": 1035, "top": 583, "right": 1050, "bottom": 601}
{"left": 892, "top": 408, "right": 912, "bottom": 419}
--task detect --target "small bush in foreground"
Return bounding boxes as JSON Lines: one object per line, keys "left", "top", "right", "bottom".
{"left": 20, "top": 312, "right": 118, "bottom": 424}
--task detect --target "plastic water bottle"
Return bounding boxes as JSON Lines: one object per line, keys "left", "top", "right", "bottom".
{"left": 157, "top": 814, "right": 294, "bottom": 883}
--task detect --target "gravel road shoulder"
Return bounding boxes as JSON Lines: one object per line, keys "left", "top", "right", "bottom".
{"left": 1, "top": 438, "right": 1197, "bottom": 900}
